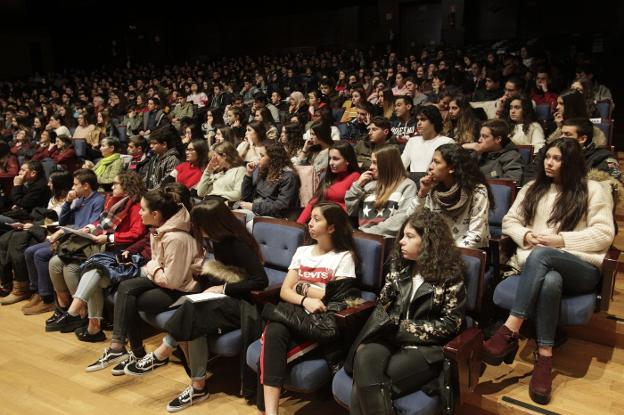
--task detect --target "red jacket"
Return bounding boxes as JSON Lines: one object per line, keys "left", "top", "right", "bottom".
{"left": 53, "top": 148, "right": 79, "bottom": 172}
{"left": 297, "top": 171, "right": 361, "bottom": 224}
{"left": 31, "top": 144, "right": 59, "bottom": 161}
{"left": 0, "top": 155, "right": 19, "bottom": 178}
{"left": 531, "top": 91, "right": 558, "bottom": 113}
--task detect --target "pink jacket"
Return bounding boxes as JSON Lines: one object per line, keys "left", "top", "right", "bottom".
{"left": 143, "top": 206, "right": 203, "bottom": 292}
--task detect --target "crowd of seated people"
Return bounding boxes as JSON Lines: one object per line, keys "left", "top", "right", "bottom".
{"left": 0, "top": 41, "right": 619, "bottom": 412}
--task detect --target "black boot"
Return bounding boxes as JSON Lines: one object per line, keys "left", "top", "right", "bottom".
{"left": 353, "top": 382, "right": 395, "bottom": 415}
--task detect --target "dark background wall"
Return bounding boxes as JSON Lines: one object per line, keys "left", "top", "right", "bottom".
{"left": 0, "top": 0, "right": 622, "bottom": 76}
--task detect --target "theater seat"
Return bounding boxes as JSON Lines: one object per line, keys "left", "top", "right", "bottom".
{"left": 330, "top": 248, "right": 486, "bottom": 415}
{"left": 493, "top": 247, "right": 620, "bottom": 326}
{"left": 246, "top": 232, "right": 386, "bottom": 394}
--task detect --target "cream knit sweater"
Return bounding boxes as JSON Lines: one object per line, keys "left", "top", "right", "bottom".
{"left": 502, "top": 180, "right": 615, "bottom": 269}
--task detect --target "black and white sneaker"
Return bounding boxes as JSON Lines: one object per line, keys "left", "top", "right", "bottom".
{"left": 85, "top": 347, "right": 128, "bottom": 373}
{"left": 124, "top": 352, "right": 169, "bottom": 376}
{"left": 166, "top": 384, "right": 210, "bottom": 412}
{"left": 111, "top": 350, "right": 139, "bottom": 376}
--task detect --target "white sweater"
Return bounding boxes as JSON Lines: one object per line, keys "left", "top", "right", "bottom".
{"left": 502, "top": 180, "right": 614, "bottom": 269}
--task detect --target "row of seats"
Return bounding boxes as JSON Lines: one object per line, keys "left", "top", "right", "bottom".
{"left": 112, "top": 180, "right": 617, "bottom": 414}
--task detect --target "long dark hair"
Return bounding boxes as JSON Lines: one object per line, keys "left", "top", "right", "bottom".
{"left": 281, "top": 122, "right": 305, "bottom": 158}
{"left": 504, "top": 93, "right": 537, "bottom": 134}
{"left": 316, "top": 141, "right": 360, "bottom": 200}
{"left": 261, "top": 143, "right": 296, "bottom": 183}
{"left": 188, "top": 139, "right": 209, "bottom": 170}
{"left": 520, "top": 138, "right": 588, "bottom": 232}
{"left": 559, "top": 89, "right": 588, "bottom": 120}
{"left": 435, "top": 143, "right": 494, "bottom": 210}
{"left": 49, "top": 170, "right": 73, "bottom": 200}
{"left": 392, "top": 210, "right": 464, "bottom": 284}
{"left": 191, "top": 199, "right": 263, "bottom": 263}
{"left": 307, "top": 202, "right": 359, "bottom": 269}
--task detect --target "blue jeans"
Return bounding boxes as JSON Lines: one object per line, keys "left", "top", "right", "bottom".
{"left": 510, "top": 247, "right": 601, "bottom": 347}
{"left": 25, "top": 241, "right": 54, "bottom": 296}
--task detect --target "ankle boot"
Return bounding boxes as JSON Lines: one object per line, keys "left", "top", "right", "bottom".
{"left": 355, "top": 382, "right": 395, "bottom": 415}
{"left": 529, "top": 353, "right": 552, "bottom": 405}
{"left": 482, "top": 324, "right": 519, "bottom": 366}
{"left": 0, "top": 281, "right": 32, "bottom": 305}
{"left": 21, "top": 294, "right": 42, "bottom": 312}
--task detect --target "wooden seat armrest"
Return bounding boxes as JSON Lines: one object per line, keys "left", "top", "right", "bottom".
{"left": 335, "top": 301, "right": 376, "bottom": 342}
{"left": 443, "top": 326, "right": 483, "bottom": 404}
{"left": 599, "top": 247, "right": 620, "bottom": 311}
{"left": 250, "top": 284, "right": 282, "bottom": 305}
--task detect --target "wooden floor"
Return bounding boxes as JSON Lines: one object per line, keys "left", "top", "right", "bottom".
{"left": 0, "top": 303, "right": 344, "bottom": 415}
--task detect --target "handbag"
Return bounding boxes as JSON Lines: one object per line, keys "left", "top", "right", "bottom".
{"left": 262, "top": 301, "right": 340, "bottom": 344}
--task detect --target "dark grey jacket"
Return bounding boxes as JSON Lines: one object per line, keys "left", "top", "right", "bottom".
{"left": 478, "top": 142, "right": 524, "bottom": 182}
{"left": 241, "top": 169, "right": 300, "bottom": 217}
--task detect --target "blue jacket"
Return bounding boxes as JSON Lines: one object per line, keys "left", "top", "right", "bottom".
{"left": 59, "top": 191, "right": 106, "bottom": 227}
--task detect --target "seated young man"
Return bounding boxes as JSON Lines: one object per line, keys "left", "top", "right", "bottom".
{"left": 355, "top": 116, "right": 399, "bottom": 170}
{"left": 472, "top": 118, "right": 524, "bottom": 182}
{"left": 390, "top": 95, "right": 417, "bottom": 145}
{"left": 560, "top": 118, "right": 621, "bottom": 181}
{"left": 0, "top": 160, "right": 50, "bottom": 224}
{"left": 20, "top": 169, "right": 106, "bottom": 314}
{"left": 142, "top": 126, "right": 182, "bottom": 190}
{"left": 339, "top": 101, "right": 375, "bottom": 142}
{"left": 400, "top": 105, "right": 454, "bottom": 183}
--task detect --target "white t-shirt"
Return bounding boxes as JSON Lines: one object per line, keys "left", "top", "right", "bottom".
{"left": 401, "top": 135, "right": 455, "bottom": 172}
{"left": 289, "top": 245, "right": 356, "bottom": 292}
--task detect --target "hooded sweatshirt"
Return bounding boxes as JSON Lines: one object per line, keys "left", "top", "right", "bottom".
{"left": 143, "top": 206, "right": 203, "bottom": 292}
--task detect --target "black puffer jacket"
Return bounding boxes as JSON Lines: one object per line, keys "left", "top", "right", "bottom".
{"left": 241, "top": 168, "right": 300, "bottom": 217}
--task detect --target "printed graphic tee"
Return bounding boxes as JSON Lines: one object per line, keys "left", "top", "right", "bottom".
{"left": 289, "top": 245, "right": 356, "bottom": 292}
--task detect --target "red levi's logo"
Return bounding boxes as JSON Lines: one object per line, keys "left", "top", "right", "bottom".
{"left": 298, "top": 265, "right": 335, "bottom": 284}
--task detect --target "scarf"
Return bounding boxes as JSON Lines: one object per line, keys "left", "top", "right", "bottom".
{"left": 430, "top": 183, "right": 470, "bottom": 218}
{"left": 95, "top": 196, "right": 133, "bottom": 234}
{"left": 94, "top": 153, "right": 120, "bottom": 177}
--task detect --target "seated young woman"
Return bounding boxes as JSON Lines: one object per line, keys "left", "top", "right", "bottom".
{"left": 53, "top": 183, "right": 191, "bottom": 342}
{"left": 237, "top": 121, "right": 269, "bottom": 163}
{"left": 346, "top": 210, "right": 466, "bottom": 414}
{"left": 238, "top": 143, "right": 300, "bottom": 228}
{"left": 46, "top": 171, "right": 147, "bottom": 332}
{"left": 196, "top": 141, "right": 246, "bottom": 203}
{"left": 167, "top": 139, "right": 208, "bottom": 191}
{"left": 345, "top": 145, "right": 417, "bottom": 238}
{"left": 408, "top": 143, "right": 491, "bottom": 249}
{"left": 85, "top": 185, "right": 204, "bottom": 373}
{"left": 297, "top": 141, "right": 361, "bottom": 224}
{"left": 503, "top": 93, "right": 545, "bottom": 154}
{"left": 482, "top": 138, "right": 615, "bottom": 405}
{"left": 294, "top": 122, "right": 333, "bottom": 181}
{"left": 259, "top": 202, "right": 360, "bottom": 415}
{"left": 119, "top": 199, "right": 268, "bottom": 412}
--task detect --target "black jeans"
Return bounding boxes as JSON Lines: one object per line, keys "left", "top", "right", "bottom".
{"left": 259, "top": 321, "right": 298, "bottom": 387}
{"left": 352, "top": 341, "right": 440, "bottom": 400}
{"left": 112, "top": 277, "right": 183, "bottom": 351}
{"left": 511, "top": 247, "right": 601, "bottom": 347}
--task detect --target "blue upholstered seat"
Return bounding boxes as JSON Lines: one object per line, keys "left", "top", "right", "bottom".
{"left": 493, "top": 274, "right": 596, "bottom": 326}
{"left": 246, "top": 232, "right": 386, "bottom": 394}
{"left": 534, "top": 104, "right": 551, "bottom": 121}
{"left": 330, "top": 250, "right": 485, "bottom": 414}
{"left": 488, "top": 181, "right": 515, "bottom": 239}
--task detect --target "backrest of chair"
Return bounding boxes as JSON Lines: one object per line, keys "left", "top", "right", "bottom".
{"left": 487, "top": 179, "right": 517, "bottom": 237}
{"left": 352, "top": 231, "right": 385, "bottom": 299}
{"left": 594, "top": 119, "right": 614, "bottom": 146}
{"left": 535, "top": 104, "right": 551, "bottom": 121}
{"left": 595, "top": 100, "right": 613, "bottom": 120}
{"left": 293, "top": 165, "right": 319, "bottom": 207}
{"left": 516, "top": 145, "right": 534, "bottom": 165}
{"left": 252, "top": 217, "right": 306, "bottom": 285}
{"left": 459, "top": 247, "right": 487, "bottom": 316}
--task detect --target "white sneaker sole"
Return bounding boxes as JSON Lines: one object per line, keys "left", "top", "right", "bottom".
{"left": 85, "top": 353, "right": 128, "bottom": 373}
{"left": 166, "top": 392, "right": 210, "bottom": 413}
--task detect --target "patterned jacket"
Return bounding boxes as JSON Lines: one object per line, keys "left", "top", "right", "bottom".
{"left": 380, "top": 267, "right": 466, "bottom": 363}
{"left": 345, "top": 265, "right": 466, "bottom": 374}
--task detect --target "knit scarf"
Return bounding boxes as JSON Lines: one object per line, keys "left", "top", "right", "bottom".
{"left": 94, "top": 153, "right": 120, "bottom": 177}
{"left": 95, "top": 196, "right": 133, "bottom": 234}
{"left": 430, "top": 183, "right": 470, "bottom": 218}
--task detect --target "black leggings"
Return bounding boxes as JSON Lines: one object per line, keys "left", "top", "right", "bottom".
{"left": 112, "top": 277, "right": 183, "bottom": 351}
{"left": 259, "top": 321, "right": 298, "bottom": 387}
{"left": 352, "top": 341, "right": 440, "bottom": 399}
